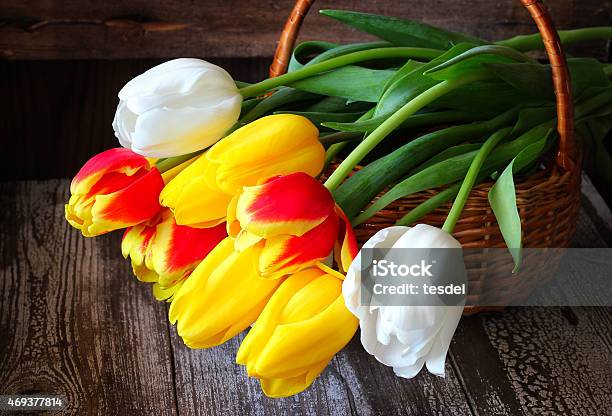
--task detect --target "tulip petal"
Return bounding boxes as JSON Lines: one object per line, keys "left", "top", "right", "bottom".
{"left": 85, "top": 168, "right": 164, "bottom": 235}
{"left": 170, "top": 238, "right": 282, "bottom": 348}
{"left": 131, "top": 95, "right": 242, "bottom": 158}
{"left": 71, "top": 147, "right": 150, "bottom": 195}
{"left": 206, "top": 114, "right": 320, "bottom": 166}
{"left": 424, "top": 306, "right": 463, "bottom": 377}
{"left": 237, "top": 268, "right": 324, "bottom": 369}
{"left": 149, "top": 213, "right": 227, "bottom": 285}
{"left": 172, "top": 176, "right": 233, "bottom": 227}
{"left": 236, "top": 173, "right": 335, "bottom": 239}
{"left": 159, "top": 153, "right": 209, "bottom": 208}
{"left": 334, "top": 207, "right": 358, "bottom": 273}
{"left": 213, "top": 141, "right": 325, "bottom": 194}
{"left": 153, "top": 281, "right": 183, "bottom": 302}
{"left": 257, "top": 214, "right": 339, "bottom": 279}
{"left": 254, "top": 295, "right": 357, "bottom": 379}
{"left": 259, "top": 360, "right": 329, "bottom": 398}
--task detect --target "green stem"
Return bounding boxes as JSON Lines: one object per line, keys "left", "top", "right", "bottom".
{"left": 397, "top": 183, "right": 460, "bottom": 226}
{"left": 238, "top": 47, "right": 443, "bottom": 98}
{"left": 323, "top": 76, "right": 477, "bottom": 192}
{"left": 441, "top": 127, "right": 511, "bottom": 234}
{"left": 155, "top": 150, "right": 202, "bottom": 173}
{"left": 497, "top": 27, "right": 612, "bottom": 52}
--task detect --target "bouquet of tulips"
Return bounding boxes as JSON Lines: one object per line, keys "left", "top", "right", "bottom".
{"left": 65, "top": 10, "right": 612, "bottom": 397}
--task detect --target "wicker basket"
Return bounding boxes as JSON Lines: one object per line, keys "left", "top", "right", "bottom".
{"left": 271, "top": 0, "right": 581, "bottom": 314}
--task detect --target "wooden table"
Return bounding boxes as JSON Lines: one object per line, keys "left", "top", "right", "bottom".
{"left": 1, "top": 176, "right": 610, "bottom": 415}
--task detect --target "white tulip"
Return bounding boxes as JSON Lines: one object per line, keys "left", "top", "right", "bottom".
{"left": 343, "top": 224, "right": 465, "bottom": 378}
{"left": 112, "top": 58, "right": 242, "bottom": 158}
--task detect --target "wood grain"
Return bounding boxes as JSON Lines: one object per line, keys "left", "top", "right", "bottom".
{"left": 0, "top": 179, "right": 611, "bottom": 415}
{"left": 170, "top": 330, "right": 474, "bottom": 416}
{"left": 0, "top": 180, "right": 178, "bottom": 414}
{"left": 0, "top": 0, "right": 610, "bottom": 60}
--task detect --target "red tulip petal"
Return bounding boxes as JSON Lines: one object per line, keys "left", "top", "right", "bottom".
{"left": 236, "top": 173, "right": 335, "bottom": 238}
{"left": 87, "top": 167, "right": 164, "bottom": 235}
{"left": 162, "top": 221, "right": 227, "bottom": 275}
{"left": 71, "top": 148, "right": 150, "bottom": 195}
{"left": 257, "top": 213, "right": 339, "bottom": 279}
{"left": 334, "top": 206, "right": 358, "bottom": 273}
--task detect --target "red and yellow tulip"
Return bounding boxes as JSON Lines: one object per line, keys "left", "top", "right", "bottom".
{"left": 227, "top": 172, "right": 358, "bottom": 279}
{"left": 160, "top": 114, "right": 325, "bottom": 228}
{"left": 236, "top": 265, "right": 358, "bottom": 398}
{"left": 121, "top": 209, "right": 227, "bottom": 301}
{"left": 65, "top": 148, "right": 165, "bottom": 237}
{"left": 169, "top": 237, "right": 283, "bottom": 348}
{"left": 169, "top": 172, "right": 358, "bottom": 350}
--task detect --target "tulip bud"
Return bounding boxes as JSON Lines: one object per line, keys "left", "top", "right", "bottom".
{"left": 65, "top": 148, "right": 165, "bottom": 237}
{"left": 226, "top": 172, "right": 357, "bottom": 279}
{"left": 113, "top": 58, "right": 242, "bottom": 158}
{"left": 121, "top": 209, "right": 227, "bottom": 301}
{"left": 343, "top": 224, "right": 465, "bottom": 378}
{"left": 160, "top": 114, "right": 324, "bottom": 228}
{"left": 236, "top": 266, "right": 358, "bottom": 398}
{"left": 169, "top": 237, "right": 283, "bottom": 349}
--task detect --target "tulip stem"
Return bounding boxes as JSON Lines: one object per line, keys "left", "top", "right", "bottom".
{"left": 155, "top": 150, "right": 202, "bottom": 173}
{"left": 497, "top": 26, "right": 612, "bottom": 52}
{"left": 323, "top": 75, "right": 481, "bottom": 192}
{"left": 441, "top": 127, "right": 511, "bottom": 234}
{"left": 238, "top": 47, "right": 443, "bottom": 98}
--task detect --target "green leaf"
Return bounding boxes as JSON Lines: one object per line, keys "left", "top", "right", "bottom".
{"left": 324, "top": 107, "right": 495, "bottom": 133}
{"left": 352, "top": 123, "right": 552, "bottom": 225}
{"left": 412, "top": 143, "right": 483, "bottom": 173}
{"left": 332, "top": 108, "right": 519, "bottom": 218}
{"left": 288, "top": 65, "right": 396, "bottom": 102}
{"left": 289, "top": 41, "right": 338, "bottom": 72}
{"left": 303, "top": 96, "right": 371, "bottom": 113}
{"left": 289, "top": 41, "right": 393, "bottom": 72}
{"left": 373, "top": 43, "right": 475, "bottom": 120}
{"left": 320, "top": 9, "right": 485, "bottom": 49}
{"left": 432, "top": 80, "right": 544, "bottom": 113}
{"left": 488, "top": 135, "right": 550, "bottom": 272}
{"left": 486, "top": 58, "right": 610, "bottom": 100}
{"left": 274, "top": 110, "right": 365, "bottom": 127}
{"left": 239, "top": 87, "right": 318, "bottom": 125}
{"left": 424, "top": 45, "right": 533, "bottom": 78}
{"left": 510, "top": 107, "right": 556, "bottom": 136}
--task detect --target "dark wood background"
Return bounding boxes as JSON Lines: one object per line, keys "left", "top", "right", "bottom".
{"left": 1, "top": 0, "right": 611, "bottom": 181}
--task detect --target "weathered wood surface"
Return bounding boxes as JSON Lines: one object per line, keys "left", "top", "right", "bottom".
{"left": 1, "top": 0, "right": 610, "bottom": 60}
{"left": 0, "top": 178, "right": 611, "bottom": 415}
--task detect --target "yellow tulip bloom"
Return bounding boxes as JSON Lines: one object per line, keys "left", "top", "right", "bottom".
{"left": 236, "top": 266, "right": 358, "bottom": 398}
{"left": 169, "top": 237, "right": 283, "bottom": 348}
{"left": 160, "top": 114, "right": 324, "bottom": 228}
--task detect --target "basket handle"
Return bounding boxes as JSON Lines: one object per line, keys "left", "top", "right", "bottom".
{"left": 270, "top": 0, "right": 577, "bottom": 173}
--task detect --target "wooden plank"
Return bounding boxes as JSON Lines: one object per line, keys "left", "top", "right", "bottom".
{"left": 0, "top": 180, "right": 178, "bottom": 414}
{"left": 170, "top": 325, "right": 474, "bottom": 416}
{"left": 0, "top": 58, "right": 270, "bottom": 181}
{"left": 1, "top": 178, "right": 611, "bottom": 415}
{"left": 450, "top": 189, "right": 612, "bottom": 416}
{"left": 1, "top": 0, "right": 610, "bottom": 60}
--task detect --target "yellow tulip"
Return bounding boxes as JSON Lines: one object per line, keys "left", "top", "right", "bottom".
{"left": 160, "top": 114, "right": 324, "bottom": 228}
{"left": 168, "top": 237, "right": 283, "bottom": 348}
{"left": 236, "top": 266, "right": 358, "bottom": 398}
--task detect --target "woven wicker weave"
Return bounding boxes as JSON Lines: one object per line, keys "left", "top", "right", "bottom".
{"left": 272, "top": 0, "right": 581, "bottom": 313}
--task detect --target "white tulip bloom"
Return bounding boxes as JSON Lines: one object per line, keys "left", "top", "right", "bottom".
{"left": 343, "top": 224, "right": 465, "bottom": 378}
{"left": 113, "top": 58, "right": 242, "bottom": 158}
